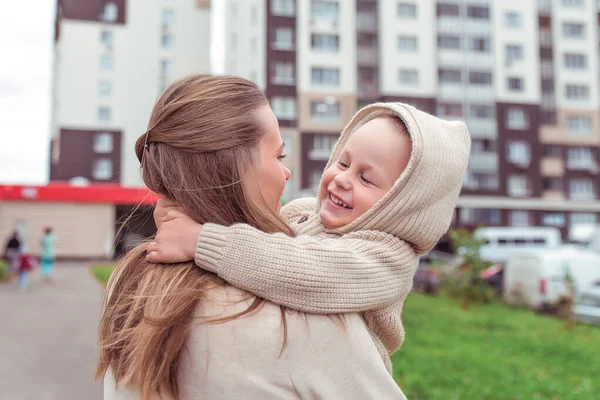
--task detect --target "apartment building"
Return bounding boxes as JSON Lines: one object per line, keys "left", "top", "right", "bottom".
{"left": 50, "top": 0, "right": 211, "bottom": 187}
{"left": 230, "top": 0, "right": 600, "bottom": 236}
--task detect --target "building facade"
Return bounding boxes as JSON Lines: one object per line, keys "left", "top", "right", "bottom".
{"left": 224, "top": 0, "right": 600, "bottom": 236}
{"left": 50, "top": 0, "right": 211, "bottom": 187}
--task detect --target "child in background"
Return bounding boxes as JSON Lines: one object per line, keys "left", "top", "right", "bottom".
{"left": 17, "top": 245, "right": 38, "bottom": 292}
{"left": 148, "top": 102, "right": 471, "bottom": 371}
{"left": 40, "top": 227, "right": 56, "bottom": 281}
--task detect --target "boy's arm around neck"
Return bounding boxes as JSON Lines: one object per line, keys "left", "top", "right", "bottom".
{"left": 195, "top": 223, "right": 419, "bottom": 314}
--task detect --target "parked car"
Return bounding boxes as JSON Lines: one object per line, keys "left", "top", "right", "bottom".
{"left": 574, "top": 280, "right": 600, "bottom": 325}
{"left": 503, "top": 247, "right": 600, "bottom": 310}
{"left": 413, "top": 251, "right": 459, "bottom": 294}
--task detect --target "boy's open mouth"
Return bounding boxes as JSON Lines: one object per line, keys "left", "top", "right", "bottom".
{"left": 329, "top": 192, "right": 352, "bottom": 209}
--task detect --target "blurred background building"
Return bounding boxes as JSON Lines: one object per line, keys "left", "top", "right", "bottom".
{"left": 223, "top": 0, "right": 600, "bottom": 238}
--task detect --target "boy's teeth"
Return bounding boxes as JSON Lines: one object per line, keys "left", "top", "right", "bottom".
{"left": 330, "top": 193, "right": 350, "bottom": 209}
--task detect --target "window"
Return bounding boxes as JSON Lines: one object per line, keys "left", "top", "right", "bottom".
{"left": 438, "top": 35, "right": 461, "bottom": 49}
{"left": 311, "top": 67, "right": 340, "bottom": 86}
{"left": 510, "top": 211, "right": 531, "bottom": 227}
{"left": 398, "top": 36, "right": 418, "bottom": 51}
{"left": 312, "top": 134, "right": 337, "bottom": 150}
{"left": 507, "top": 77, "right": 524, "bottom": 92}
{"left": 543, "top": 213, "right": 566, "bottom": 227}
{"left": 160, "top": 59, "right": 174, "bottom": 77}
{"left": 273, "top": 62, "right": 295, "bottom": 84}
{"left": 570, "top": 179, "right": 595, "bottom": 200}
{"left": 98, "top": 80, "right": 112, "bottom": 96}
{"left": 99, "top": 55, "right": 113, "bottom": 70}
{"left": 311, "top": 33, "right": 339, "bottom": 52}
{"left": 504, "top": 11, "right": 522, "bottom": 28}
{"left": 543, "top": 177, "right": 564, "bottom": 191}
{"left": 469, "top": 71, "right": 492, "bottom": 85}
{"left": 471, "top": 105, "right": 495, "bottom": 119}
{"left": 93, "top": 159, "right": 113, "bottom": 180}
{"left": 274, "top": 27, "right": 295, "bottom": 50}
{"left": 541, "top": 111, "right": 557, "bottom": 125}
{"left": 438, "top": 68, "right": 462, "bottom": 84}
{"left": 563, "top": 22, "right": 585, "bottom": 38}
{"left": 162, "top": 33, "right": 175, "bottom": 49}
{"left": 437, "top": 2, "right": 460, "bottom": 16}
{"left": 544, "top": 146, "right": 562, "bottom": 157}
{"left": 100, "top": 30, "right": 113, "bottom": 47}
{"left": 570, "top": 213, "right": 598, "bottom": 227}
{"left": 98, "top": 107, "right": 111, "bottom": 123}
{"left": 271, "top": 97, "right": 297, "bottom": 120}
{"left": 311, "top": 100, "right": 341, "bottom": 122}
{"left": 397, "top": 2, "right": 417, "bottom": 18}
{"left": 459, "top": 208, "right": 501, "bottom": 225}
{"left": 398, "top": 69, "right": 419, "bottom": 85}
{"left": 311, "top": 0, "right": 339, "bottom": 23}
{"left": 467, "top": 5, "right": 489, "bottom": 19}
{"left": 162, "top": 9, "right": 175, "bottom": 26}
{"left": 437, "top": 102, "right": 463, "bottom": 117}
{"left": 566, "top": 84, "right": 589, "bottom": 100}
{"left": 101, "top": 2, "right": 118, "bottom": 22}
{"left": 507, "top": 141, "right": 531, "bottom": 165}
{"left": 505, "top": 45, "right": 523, "bottom": 63}
{"left": 94, "top": 132, "right": 114, "bottom": 153}
{"left": 508, "top": 175, "right": 531, "bottom": 197}
{"left": 469, "top": 37, "right": 490, "bottom": 52}
{"left": 561, "top": 0, "right": 584, "bottom": 7}
{"left": 566, "top": 116, "right": 592, "bottom": 136}
{"left": 542, "top": 78, "right": 554, "bottom": 93}
{"left": 272, "top": 0, "right": 295, "bottom": 16}
{"left": 567, "top": 147, "right": 595, "bottom": 169}
{"left": 541, "top": 60, "right": 553, "bottom": 76}
{"left": 506, "top": 108, "right": 529, "bottom": 130}
{"left": 564, "top": 53, "right": 587, "bottom": 69}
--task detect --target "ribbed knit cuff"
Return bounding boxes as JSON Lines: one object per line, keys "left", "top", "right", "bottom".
{"left": 194, "top": 223, "right": 230, "bottom": 274}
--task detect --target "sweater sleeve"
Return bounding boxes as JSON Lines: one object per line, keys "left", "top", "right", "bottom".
{"left": 279, "top": 197, "right": 318, "bottom": 224}
{"left": 195, "top": 223, "right": 418, "bottom": 314}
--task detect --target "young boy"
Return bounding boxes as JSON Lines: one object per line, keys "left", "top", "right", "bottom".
{"left": 147, "top": 102, "right": 471, "bottom": 371}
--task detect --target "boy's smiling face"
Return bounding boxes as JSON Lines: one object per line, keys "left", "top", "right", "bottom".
{"left": 319, "top": 117, "right": 412, "bottom": 229}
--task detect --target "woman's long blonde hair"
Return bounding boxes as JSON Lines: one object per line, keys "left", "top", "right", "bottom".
{"left": 96, "top": 74, "right": 295, "bottom": 399}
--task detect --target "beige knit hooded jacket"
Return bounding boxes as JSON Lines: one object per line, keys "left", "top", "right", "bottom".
{"left": 194, "top": 102, "right": 471, "bottom": 370}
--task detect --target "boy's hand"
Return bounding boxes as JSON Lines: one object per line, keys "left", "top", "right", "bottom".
{"left": 153, "top": 198, "right": 184, "bottom": 229}
{"left": 146, "top": 209, "right": 202, "bottom": 264}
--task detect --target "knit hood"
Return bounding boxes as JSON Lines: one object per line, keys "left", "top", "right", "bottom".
{"left": 317, "top": 102, "right": 471, "bottom": 255}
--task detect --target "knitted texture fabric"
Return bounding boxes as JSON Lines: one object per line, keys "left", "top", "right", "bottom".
{"left": 195, "top": 102, "right": 471, "bottom": 371}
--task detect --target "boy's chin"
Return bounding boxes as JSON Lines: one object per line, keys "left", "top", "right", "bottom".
{"left": 319, "top": 209, "right": 345, "bottom": 229}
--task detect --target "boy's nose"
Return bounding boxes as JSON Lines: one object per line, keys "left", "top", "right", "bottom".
{"left": 333, "top": 171, "right": 352, "bottom": 190}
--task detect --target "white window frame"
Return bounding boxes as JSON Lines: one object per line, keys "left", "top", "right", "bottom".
{"left": 271, "top": 0, "right": 296, "bottom": 16}
{"left": 565, "top": 84, "right": 590, "bottom": 100}
{"left": 398, "top": 35, "right": 418, "bottom": 51}
{"left": 509, "top": 211, "right": 531, "bottom": 227}
{"left": 563, "top": 22, "right": 585, "bottom": 38}
{"left": 98, "top": 107, "right": 111, "bottom": 123}
{"left": 98, "top": 80, "right": 112, "bottom": 96}
{"left": 566, "top": 147, "right": 595, "bottom": 169}
{"left": 564, "top": 53, "right": 587, "bottom": 69}
{"left": 162, "top": 9, "right": 176, "bottom": 26}
{"left": 311, "top": 33, "right": 339, "bottom": 52}
{"left": 102, "top": 2, "right": 118, "bottom": 22}
{"left": 561, "top": 0, "right": 584, "bottom": 7}
{"left": 398, "top": 69, "right": 419, "bottom": 86}
{"left": 566, "top": 116, "right": 592, "bottom": 136}
{"left": 507, "top": 77, "right": 525, "bottom": 92}
{"left": 508, "top": 175, "right": 530, "bottom": 197}
{"left": 397, "top": 2, "right": 417, "bottom": 18}
{"left": 506, "top": 108, "right": 529, "bottom": 130}
{"left": 311, "top": 0, "right": 340, "bottom": 23}
{"left": 543, "top": 213, "right": 566, "bottom": 227}
{"left": 94, "top": 132, "right": 114, "bottom": 154}
{"left": 311, "top": 100, "right": 341, "bottom": 122}
{"left": 504, "top": 11, "right": 522, "bottom": 28}
{"left": 99, "top": 55, "right": 113, "bottom": 70}
{"left": 93, "top": 159, "right": 113, "bottom": 180}
{"left": 505, "top": 44, "right": 524, "bottom": 63}
{"left": 274, "top": 27, "right": 294, "bottom": 50}
{"left": 311, "top": 67, "right": 340, "bottom": 86}
{"left": 162, "top": 33, "right": 175, "bottom": 49}
{"left": 271, "top": 97, "right": 297, "bottom": 120}
{"left": 273, "top": 62, "right": 295, "bottom": 85}
{"left": 507, "top": 141, "right": 531, "bottom": 165}
{"left": 569, "top": 179, "right": 595, "bottom": 201}
{"left": 160, "top": 59, "right": 174, "bottom": 78}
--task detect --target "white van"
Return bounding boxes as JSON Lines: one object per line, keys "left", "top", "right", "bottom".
{"left": 474, "top": 227, "right": 562, "bottom": 265}
{"left": 503, "top": 247, "right": 600, "bottom": 309}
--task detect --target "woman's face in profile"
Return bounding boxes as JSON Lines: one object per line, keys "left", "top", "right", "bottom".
{"left": 247, "top": 105, "right": 291, "bottom": 214}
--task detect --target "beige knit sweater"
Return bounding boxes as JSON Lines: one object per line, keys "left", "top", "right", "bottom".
{"left": 194, "top": 102, "right": 471, "bottom": 370}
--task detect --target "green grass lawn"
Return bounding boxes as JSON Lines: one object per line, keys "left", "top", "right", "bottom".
{"left": 0, "top": 260, "right": 8, "bottom": 281}
{"left": 90, "top": 264, "right": 115, "bottom": 286}
{"left": 393, "top": 293, "right": 599, "bottom": 400}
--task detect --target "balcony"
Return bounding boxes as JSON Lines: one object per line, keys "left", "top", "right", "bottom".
{"left": 465, "top": 118, "right": 497, "bottom": 139}
{"left": 468, "top": 151, "right": 498, "bottom": 174}
{"left": 357, "top": 47, "right": 378, "bottom": 66}
{"left": 357, "top": 13, "right": 377, "bottom": 32}
{"left": 540, "top": 156, "right": 565, "bottom": 176}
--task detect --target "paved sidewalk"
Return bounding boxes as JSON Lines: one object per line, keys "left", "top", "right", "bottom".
{"left": 0, "top": 263, "right": 103, "bottom": 400}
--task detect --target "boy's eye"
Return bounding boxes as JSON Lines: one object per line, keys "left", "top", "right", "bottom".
{"left": 361, "top": 175, "right": 373, "bottom": 185}
{"left": 278, "top": 154, "right": 287, "bottom": 161}
{"left": 337, "top": 160, "right": 349, "bottom": 169}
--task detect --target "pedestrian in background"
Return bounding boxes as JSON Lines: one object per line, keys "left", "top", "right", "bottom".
{"left": 40, "top": 227, "right": 56, "bottom": 281}
{"left": 4, "top": 231, "right": 21, "bottom": 275}
{"left": 17, "top": 245, "right": 37, "bottom": 292}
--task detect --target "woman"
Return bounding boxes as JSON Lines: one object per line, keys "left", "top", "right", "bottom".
{"left": 97, "top": 75, "right": 405, "bottom": 399}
